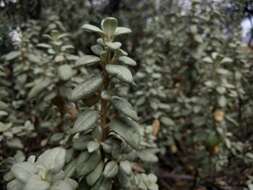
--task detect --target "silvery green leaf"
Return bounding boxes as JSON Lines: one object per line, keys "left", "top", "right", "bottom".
{"left": 101, "top": 17, "right": 118, "bottom": 37}
{"left": 101, "top": 142, "right": 112, "bottom": 154}
{"left": 52, "top": 171, "right": 65, "bottom": 181}
{"left": 5, "top": 51, "right": 20, "bottom": 61}
{"left": 75, "top": 55, "right": 100, "bottom": 67}
{"left": 37, "top": 43, "right": 52, "bottom": 49}
{"left": 105, "top": 42, "right": 122, "bottom": 50}
{"left": 49, "top": 133, "right": 64, "bottom": 144}
{"left": 79, "top": 151, "right": 101, "bottom": 176}
{"left": 203, "top": 57, "right": 213, "bottom": 63}
{"left": 0, "top": 122, "right": 12, "bottom": 132}
{"left": 218, "top": 96, "right": 227, "bottom": 107}
{"left": 82, "top": 24, "right": 104, "bottom": 34}
{"left": 0, "top": 110, "right": 8, "bottom": 117}
{"left": 14, "top": 151, "right": 26, "bottom": 163}
{"left": 65, "top": 178, "right": 78, "bottom": 190}
{"left": 71, "top": 110, "right": 98, "bottom": 134}
{"left": 147, "top": 174, "right": 158, "bottom": 183}
{"left": 7, "top": 138, "right": 23, "bottom": 149}
{"left": 87, "top": 141, "right": 100, "bottom": 153}
{"left": 97, "top": 38, "right": 104, "bottom": 45}
{"left": 27, "top": 155, "right": 36, "bottom": 163}
{"left": 216, "top": 68, "right": 230, "bottom": 75}
{"left": 112, "top": 96, "right": 138, "bottom": 120}
{"left": 66, "top": 55, "right": 79, "bottom": 61}
{"left": 248, "top": 184, "right": 253, "bottom": 190}
{"left": 27, "top": 54, "right": 42, "bottom": 64}
{"left": 109, "top": 117, "right": 140, "bottom": 149}
{"left": 11, "top": 162, "right": 37, "bottom": 182}
{"left": 61, "top": 45, "right": 74, "bottom": 51}
{"left": 24, "top": 176, "right": 50, "bottom": 190}
{"left": 28, "top": 78, "right": 51, "bottom": 99}
{"left": 73, "top": 134, "right": 93, "bottom": 149}
{"left": 91, "top": 45, "right": 104, "bottom": 56}
{"left": 65, "top": 149, "right": 74, "bottom": 163}
{"left": 57, "top": 33, "right": 70, "bottom": 40}
{"left": 103, "top": 161, "right": 118, "bottom": 178}
{"left": 57, "top": 65, "right": 73, "bottom": 81}
{"left": 7, "top": 180, "right": 24, "bottom": 190}
{"left": 101, "top": 90, "right": 111, "bottom": 100}
{"left": 106, "top": 64, "right": 133, "bottom": 84}
{"left": 216, "top": 86, "right": 226, "bottom": 94}
{"left": 0, "top": 101, "right": 8, "bottom": 110}
{"left": 115, "top": 27, "right": 132, "bottom": 36}
{"left": 118, "top": 49, "right": 128, "bottom": 56}
{"left": 119, "top": 161, "right": 132, "bottom": 175}
{"left": 194, "top": 34, "right": 203, "bottom": 43}
{"left": 76, "top": 152, "right": 90, "bottom": 166}
{"left": 160, "top": 117, "right": 175, "bottom": 126}
{"left": 75, "top": 152, "right": 90, "bottom": 174}
{"left": 86, "top": 161, "right": 104, "bottom": 186}
{"left": 221, "top": 57, "right": 233, "bottom": 64}
{"left": 70, "top": 75, "right": 103, "bottom": 101}
{"left": 4, "top": 171, "right": 14, "bottom": 182}
{"left": 54, "top": 55, "right": 65, "bottom": 63}
{"left": 37, "top": 147, "right": 66, "bottom": 173}
{"left": 119, "top": 56, "right": 136, "bottom": 66}
{"left": 65, "top": 160, "right": 77, "bottom": 178}
{"left": 91, "top": 177, "right": 112, "bottom": 190}
{"left": 137, "top": 150, "right": 158, "bottom": 162}
{"left": 51, "top": 179, "right": 77, "bottom": 190}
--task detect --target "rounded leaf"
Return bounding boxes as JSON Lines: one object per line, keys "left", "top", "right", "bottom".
{"left": 109, "top": 118, "right": 141, "bottom": 149}
{"left": 119, "top": 56, "right": 136, "bottom": 66}
{"left": 75, "top": 55, "right": 100, "bottom": 68}
{"left": 70, "top": 75, "right": 103, "bottom": 101}
{"left": 79, "top": 151, "right": 101, "bottom": 176}
{"left": 82, "top": 24, "right": 104, "bottom": 34}
{"left": 23, "top": 176, "right": 50, "bottom": 190}
{"left": 51, "top": 179, "right": 78, "bottom": 190}
{"left": 137, "top": 150, "right": 158, "bottom": 163}
{"left": 37, "top": 147, "right": 66, "bottom": 173}
{"left": 71, "top": 110, "right": 98, "bottom": 134}
{"left": 28, "top": 78, "right": 51, "bottom": 99}
{"left": 101, "top": 17, "right": 118, "bottom": 37}
{"left": 103, "top": 161, "right": 119, "bottom": 178}
{"left": 106, "top": 64, "right": 133, "bottom": 84}
{"left": 86, "top": 161, "right": 104, "bottom": 186}
{"left": 90, "top": 177, "right": 112, "bottom": 190}
{"left": 119, "top": 161, "right": 132, "bottom": 175}
{"left": 7, "top": 180, "right": 24, "bottom": 190}
{"left": 11, "top": 162, "right": 37, "bottom": 183}
{"left": 115, "top": 27, "right": 132, "bottom": 36}
{"left": 57, "top": 65, "right": 73, "bottom": 81}
{"left": 91, "top": 45, "right": 104, "bottom": 56}
{"left": 112, "top": 96, "right": 138, "bottom": 120}
{"left": 87, "top": 141, "right": 100, "bottom": 153}
{"left": 5, "top": 51, "right": 20, "bottom": 61}
{"left": 105, "top": 42, "right": 122, "bottom": 50}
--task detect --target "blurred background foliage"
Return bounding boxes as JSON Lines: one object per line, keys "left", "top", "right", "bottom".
{"left": 1, "top": 0, "right": 253, "bottom": 189}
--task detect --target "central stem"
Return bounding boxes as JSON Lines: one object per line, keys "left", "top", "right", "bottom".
{"left": 100, "top": 49, "right": 111, "bottom": 141}
{"left": 100, "top": 72, "right": 109, "bottom": 141}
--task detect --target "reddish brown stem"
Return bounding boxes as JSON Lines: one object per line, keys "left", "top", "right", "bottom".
{"left": 100, "top": 50, "right": 111, "bottom": 140}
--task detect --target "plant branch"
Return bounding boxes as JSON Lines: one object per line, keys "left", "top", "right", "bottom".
{"left": 100, "top": 50, "right": 111, "bottom": 141}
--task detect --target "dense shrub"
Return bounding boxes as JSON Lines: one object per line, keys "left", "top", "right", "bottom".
{"left": 1, "top": 1, "right": 253, "bottom": 190}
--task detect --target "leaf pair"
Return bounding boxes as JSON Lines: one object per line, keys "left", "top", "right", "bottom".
{"left": 82, "top": 17, "right": 131, "bottom": 40}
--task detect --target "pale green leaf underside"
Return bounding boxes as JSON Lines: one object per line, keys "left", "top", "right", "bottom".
{"left": 112, "top": 96, "right": 138, "bottom": 121}
{"left": 71, "top": 110, "right": 98, "bottom": 134}
{"left": 70, "top": 75, "right": 103, "bottom": 101}
{"left": 106, "top": 64, "right": 133, "bottom": 84}
{"left": 109, "top": 118, "right": 140, "bottom": 149}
